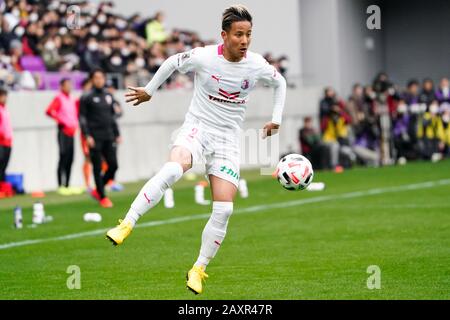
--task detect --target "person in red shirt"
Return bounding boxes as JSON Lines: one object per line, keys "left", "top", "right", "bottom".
{"left": 46, "top": 78, "right": 82, "bottom": 195}
{"left": 0, "top": 88, "right": 14, "bottom": 198}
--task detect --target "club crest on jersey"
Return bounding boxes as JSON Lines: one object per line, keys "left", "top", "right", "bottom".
{"left": 105, "top": 94, "right": 113, "bottom": 105}
{"left": 241, "top": 79, "right": 249, "bottom": 90}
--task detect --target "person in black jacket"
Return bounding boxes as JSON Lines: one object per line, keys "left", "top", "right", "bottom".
{"left": 419, "top": 78, "right": 435, "bottom": 107}
{"left": 79, "top": 69, "right": 121, "bottom": 208}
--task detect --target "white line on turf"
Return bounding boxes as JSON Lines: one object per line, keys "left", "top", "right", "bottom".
{"left": 1, "top": 178, "right": 449, "bottom": 251}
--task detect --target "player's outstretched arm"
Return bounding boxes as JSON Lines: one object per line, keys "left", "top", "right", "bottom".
{"left": 125, "top": 48, "right": 201, "bottom": 107}
{"left": 125, "top": 53, "right": 181, "bottom": 106}
{"left": 258, "top": 59, "right": 287, "bottom": 139}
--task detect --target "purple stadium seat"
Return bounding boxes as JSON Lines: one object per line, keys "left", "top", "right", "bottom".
{"left": 32, "top": 71, "right": 88, "bottom": 90}
{"left": 20, "top": 55, "right": 47, "bottom": 72}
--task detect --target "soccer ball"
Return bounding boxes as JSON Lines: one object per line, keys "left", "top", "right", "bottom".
{"left": 276, "top": 154, "right": 314, "bottom": 191}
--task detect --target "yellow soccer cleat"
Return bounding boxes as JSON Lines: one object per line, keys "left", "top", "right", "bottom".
{"left": 106, "top": 219, "right": 133, "bottom": 246}
{"left": 57, "top": 187, "right": 72, "bottom": 196}
{"left": 186, "top": 265, "right": 209, "bottom": 295}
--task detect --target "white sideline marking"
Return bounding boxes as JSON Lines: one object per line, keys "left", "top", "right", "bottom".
{"left": 1, "top": 179, "right": 449, "bottom": 251}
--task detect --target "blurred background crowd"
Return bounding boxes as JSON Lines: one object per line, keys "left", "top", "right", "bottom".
{"left": 0, "top": 0, "right": 289, "bottom": 90}
{"left": 299, "top": 74, "right": 450, "bottom": 170}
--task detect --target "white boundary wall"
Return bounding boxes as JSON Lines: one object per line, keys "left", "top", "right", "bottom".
{"left": 6, "top": 87, "right": 321, "bottom": 192}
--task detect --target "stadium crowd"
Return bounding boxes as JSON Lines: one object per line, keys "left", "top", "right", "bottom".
{"left": 0, "top": 0, "right": 288, "bottom": 90}
{"left": 300, "top": 73, "right": 450, "bottom": 170}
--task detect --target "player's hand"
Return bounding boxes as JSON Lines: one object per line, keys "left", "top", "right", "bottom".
{"left": 116, "top": 136, "right": 123, "bottom": 144}
{"left": 125, "top": 86, "right": 152, "bottom": 106}
{"left": 262, "top": 122, "right": 280, "bottom": 139}
{"left": 86, "top": 136, "right": 95, "bottom": 148}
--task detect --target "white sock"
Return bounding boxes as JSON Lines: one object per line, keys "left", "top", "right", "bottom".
{"left": 124, "top": 162, "right": 183, "bottom": 227}
{"left": 194, "top": 201, "right": 233, "bottom": 269}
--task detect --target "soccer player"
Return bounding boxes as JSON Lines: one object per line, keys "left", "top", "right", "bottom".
{"left": 79, "top": 69, "right": 121, "bottom": 208}
{"left": 46, "top": 78, "right": 80, "bottom": 195}
{"left": 106, "top": 5, "right": 286, "bottom": 294}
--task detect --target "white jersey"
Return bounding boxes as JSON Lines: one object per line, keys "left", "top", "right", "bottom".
{"left": 144, "top": 44, "right": 286, "bottom": 132}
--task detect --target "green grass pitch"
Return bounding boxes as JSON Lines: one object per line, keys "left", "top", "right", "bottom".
{"left": 0, "top": 160, "right": 449, "bottom": 300}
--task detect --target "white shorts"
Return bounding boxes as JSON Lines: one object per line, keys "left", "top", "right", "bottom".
{"left": 172, "top": 116, "right": 240, "bottom": 188}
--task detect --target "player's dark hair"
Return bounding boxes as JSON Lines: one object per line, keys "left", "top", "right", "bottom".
{"left": 222, "top": 5, "right": 252, "bottom": 32}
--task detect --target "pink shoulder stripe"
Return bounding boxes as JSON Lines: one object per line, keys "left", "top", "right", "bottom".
{"left": 218, "top": 44, "right": 224, "bottom": 55}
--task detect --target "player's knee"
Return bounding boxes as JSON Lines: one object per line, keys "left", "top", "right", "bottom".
{"left": 170, "top": 146, "right": 192, "bottom": 172}
{"left": 212, "top": 201, "right": 233, "bottom": 223}
{"left": 161, "top": 161, "right": 184, "bottom": 185}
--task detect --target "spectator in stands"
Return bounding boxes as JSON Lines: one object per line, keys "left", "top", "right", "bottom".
{"left": 41, "top": 36, "right": 62, "bottom": 71}
{"left": 403, "top": 79, "right": 421, "bottom": 106}
{"left": 435, "top": 77, "right": 450, "bottom": 105}
{"left": 45, "top": 78, "right": 81, "bottom": 196}
{"left": 372, "top": 72, "right": 393, "bottom": 97}
{"left": 392, "top": 100, "right": 416, "bottom": 164}
{"left": 419, "top": 78, "right": 436, "bottom": 106}
{"left": 0, "top": 49, "right": 16, "bottom": 88}
{"left": 81, "top": 37, "right": 102, "bottom": 72}
{"left": 319, "top": 87, "right": 338, "bottom": 120}
{"left": 59, "top": 34, "right": 79, "bottom": 71}
{"left": 22, "top": 21, "right": 44, "bottom": 56}
{"left": 0, "top": 16, "right": 17, "bottom": 53}
{"left": 362, "top": 85, "right": 379, "bottom": 116}
{"left": 321, "top": 103, "right": 355, "bottom": 169}
{"left": 299, "top": 116, "right": 326, "bottom": 169}
{"left": 352, "top": 110, "right": 380, "bottom": 167}
{"left": 9, "top": 39, "right": 23, "bottom": 72}
{"left": 104, "top": 50, "right": 126, "bottom": 74}
{"left": 146, "top": 11, "right": 168, "bottom": 46}
{"left": 403, "top": 79, "right": 422, "bottom": 148}
{"left": 417, "top": 101, "right": 444, "bottom": 160}
{"left": 277, "top": 55, "right": 289, "bottom": 79}
{"left": 441, "top": 105, "right": 450, "bottom": 157}
{"left": 346, "top": 83, "right": 364, "bottom": 125}
{"left": 0, "top": 88, "right": 13, "bottom": 197}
